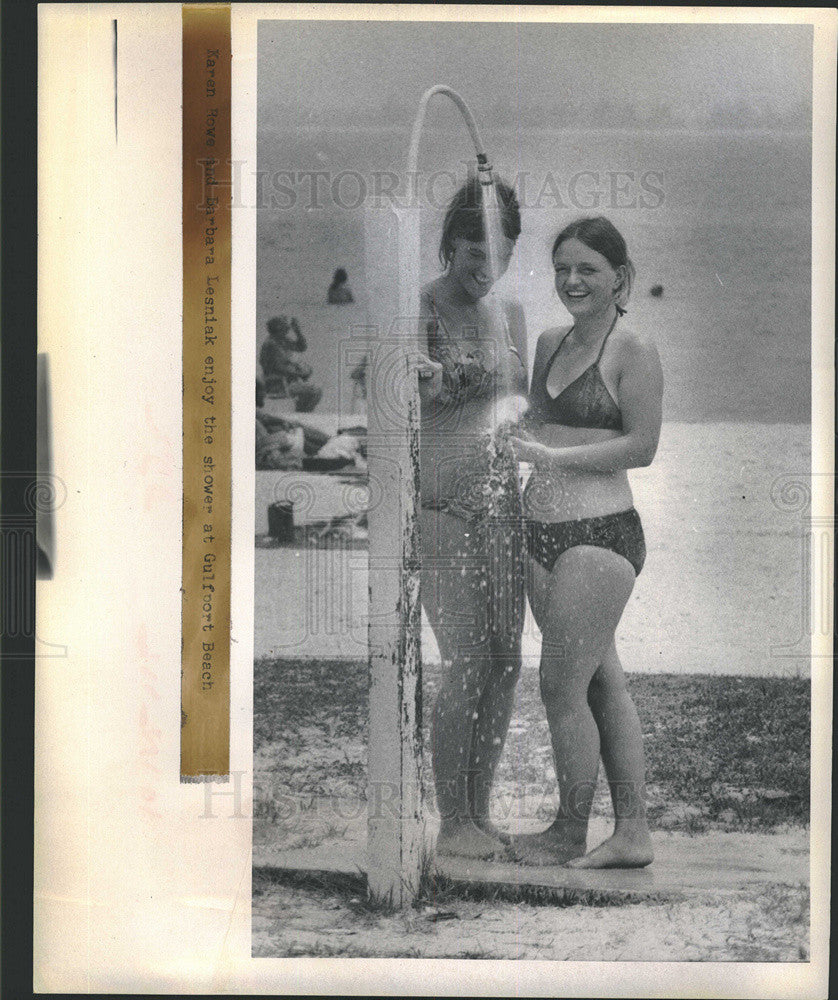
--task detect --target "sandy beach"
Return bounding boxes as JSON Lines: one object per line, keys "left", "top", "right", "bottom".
{"left": 255, "top": 420, "right": 812, "bottom": 678}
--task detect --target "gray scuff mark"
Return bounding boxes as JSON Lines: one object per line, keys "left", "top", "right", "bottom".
{"left": 113, "top": 20, "right": 118, "bottom": 142}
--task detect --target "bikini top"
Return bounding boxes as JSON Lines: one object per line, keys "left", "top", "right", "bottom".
{"left": 422, "top": 288, "right": 526, "bottom": 406}
{"left": 530, "top": 322, "right": 623, "bottom": 431}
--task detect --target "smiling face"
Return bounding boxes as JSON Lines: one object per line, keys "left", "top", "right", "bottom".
{"left": 552, "top": 237, "right": 622, "bottom": 319}
{"left": 448, "top": 236, "right": 515, "bottom": 301}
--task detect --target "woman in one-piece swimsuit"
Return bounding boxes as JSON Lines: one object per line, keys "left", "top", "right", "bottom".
{"left": 414, "top": 177, "right": 528, "bottom": 860}
{"left": 507, "top": 216, "right": 663, "bottom": 868}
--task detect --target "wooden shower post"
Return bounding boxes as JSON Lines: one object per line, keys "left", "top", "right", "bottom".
{"left": 361, "top": 86, "right": 490, "bottom": 905}
{"left": 363, "top": 204, "right": 425, "bottom": 905}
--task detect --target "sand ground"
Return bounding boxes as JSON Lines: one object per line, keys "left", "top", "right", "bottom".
{"left": 252, "top": 816, "right": 809, "bottom": 961}
{"left": 253, "top": 869, "right": 809, "bottom": 962}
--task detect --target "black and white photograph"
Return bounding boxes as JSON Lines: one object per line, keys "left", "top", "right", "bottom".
{"left": 28, "top": 4, "right": 832, "bottom": 993}
{"left": 251, "top": 15, "right": 824, "bottom": 963}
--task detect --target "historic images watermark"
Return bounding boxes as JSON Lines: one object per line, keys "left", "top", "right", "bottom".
{"left": 1, "top": 471, "right": 68, "bottom": 658}
{"left": 260, "top": 321, "right": 539, "bottom": 652}
{"left": 203, "top": 770, "right": 645, "bottom": 828}
{"left": 769, "top": 473, "right": 834, "bottom": 660}
{"left": 201, "top": 159, "right": 666, "bottom": 213}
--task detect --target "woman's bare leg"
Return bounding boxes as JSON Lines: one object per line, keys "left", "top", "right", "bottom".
{"left": 420, "top": 508, "right": 508, "bottom": 858}
{"left": 468, "top": 634, "right": 521, "bottom": 842}
{"left": 570, "top": 641, "right": 653, "bottom": 868}
{"left": 513, "top": 546, "right": 636, "bottom": 865}
{"left": 469, "top": 517, "right": 525, "bottom": 841}
{"left": 512, "top": 554, "right": 586, "bottom": 861}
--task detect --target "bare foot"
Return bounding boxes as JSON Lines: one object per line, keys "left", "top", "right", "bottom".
{"left": 564, "top": 829, "right": 653, "bottom": 869}
{"left": 474, "top": 818, "right": 511, "bottom": 845}
{"left": 511, "top": 828, "right": 586, "bottom": 867}
{"left": 435, "top": 820, "right": 508, "bottom": 859}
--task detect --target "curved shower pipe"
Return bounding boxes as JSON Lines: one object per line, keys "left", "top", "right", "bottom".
{"left": 397, "top": 85, "right": 501, "bottom": 322}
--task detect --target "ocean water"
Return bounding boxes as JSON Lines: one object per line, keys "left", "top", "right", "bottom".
{"left": 256, "top": 126, "right": 811, "bottom": 422}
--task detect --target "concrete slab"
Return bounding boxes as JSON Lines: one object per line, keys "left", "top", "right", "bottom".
{"left": 253, "top": 809, "right": 808, "bottom": 903}
{"left": 435, "top": 830, "right": 808, "bottom": 898}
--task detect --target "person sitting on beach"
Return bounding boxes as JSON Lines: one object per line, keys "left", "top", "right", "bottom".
{"left": 506, "top": 216, "right": 662, "bottom": 869}
{"left": 256, "top": 413, "right": 303, "bottom": 470}
{"left": 327, "top": 267, "right": 354, "bottom": 304}
{"left": 255, "top": 376, "right": 328, "bottom": 468}
{"left": 259, "top": 315, "right": 323, "bottom": 412}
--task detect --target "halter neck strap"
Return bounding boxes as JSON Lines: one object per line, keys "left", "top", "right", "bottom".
{"left": 554, "top": 310, "right": 620, "bottom": 365}
{"left": 594, "top": 311, "right": 620, "bottom": 364}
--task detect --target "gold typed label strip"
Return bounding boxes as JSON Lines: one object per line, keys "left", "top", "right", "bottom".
{"left": 181, "top": 4, "right": 231, "bottom": 779}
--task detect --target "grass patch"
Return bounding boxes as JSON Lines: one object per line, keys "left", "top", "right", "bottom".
{"left": 253, "top": 866, "right": 397, "bottom": 918}
{"left": 254, "top": 658, "right": 810, "bottom": 833}
{"left": 254, "top": 865, "right": 365, "bottom": 898}
{"left": 630, "top": 674, "right": 810, "bottom": 829}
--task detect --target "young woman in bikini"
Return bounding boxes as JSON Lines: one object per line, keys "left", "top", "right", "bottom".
{"left": 414, "top": 177, "right": 528, "bottom": 859}
{"left": 507, "top": 217, "right": 662, "bottom": 868}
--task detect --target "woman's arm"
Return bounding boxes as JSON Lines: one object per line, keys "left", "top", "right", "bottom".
{"left": 415, "top": 287, "right": 447, "bottom": 403}
{"left": 511, "top": 337, "right": 663, "bottom": 472}
{"left": 419, "top": 285, "right": 469, "bottom": 404}
{"left": 286, "top": 318, "right": 307, "bottom": 352}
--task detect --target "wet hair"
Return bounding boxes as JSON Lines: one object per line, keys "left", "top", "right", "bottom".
{"left": 551, "top": 216, "right": 635, "bottom": 315}
{"left": 438, "top": 176, "right": 521, "bottom": 267}
{"left": 331, "top": 268, "right": 348, "bottom": 286}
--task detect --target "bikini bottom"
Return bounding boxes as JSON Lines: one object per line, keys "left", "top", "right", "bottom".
{"left": 419, "top": 499, "right": 526, "bottom": 644}
{"left": 526, "top": 508, "right": 646, "bottom": 576}
{"left": 420, "top": 473, "right": 522, "bottom": 525}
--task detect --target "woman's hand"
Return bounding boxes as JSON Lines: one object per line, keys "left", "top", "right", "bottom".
{"left": 412, "top": 352, "right": 444, "bottom": 402}
{"left": 492, "top": 394, "right": 531, "bottom": 443}
{"left": 507, "top": 434, "right": 550, "bottom": 466}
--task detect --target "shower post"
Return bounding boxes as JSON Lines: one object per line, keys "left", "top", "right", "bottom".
{"left": 364, "top": 203, "right": 425, "bottom": 905}
{"left": 363, "top": 87, "right": 494, "bottom": 904}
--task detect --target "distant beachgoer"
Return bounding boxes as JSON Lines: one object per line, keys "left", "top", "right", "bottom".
{"left": 256, "top": 375, "right": 329, "bottom": 469}
{"left": 413, "top": 176, "right": 528, "bottom": 861}
{"left": 349, "top": 355, "right": 367, "bottom": 412}
{"left": 327, "top": 268, "right": 354, "bottom": 304}
{"left": 507, "top": 216, "right": 663, "bottom": 869}
{"left": 255, "top": 409, "right": 303, "bottom": 470}
{"left": 259, "top": 316, "right": 322, "bottom": 412}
